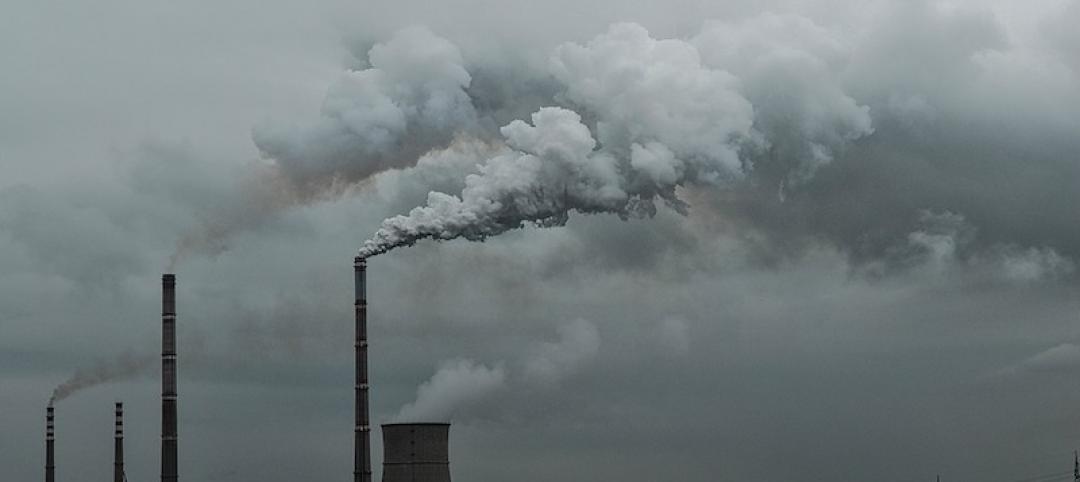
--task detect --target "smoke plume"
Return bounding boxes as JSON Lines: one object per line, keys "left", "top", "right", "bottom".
{"left": 394, "top": 319, "right": 600, "bottom": 422}
{"left": 48, "top": 352, "right": 155, "bottom": 405}
{"left": 253, "top": 25, "right": 477, "bottom": 192}
{"left": 393, "top": 359, "right": 507, "bottom": 422}
{"left": 164, "top": 26, "right": 479, "bottom": 268}
{"left": 358, "top": 23, "right": 871, "bottom": 257}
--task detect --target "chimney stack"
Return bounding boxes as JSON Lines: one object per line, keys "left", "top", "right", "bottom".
{"left": 115, "top": 402, "right": 124, "bottom": 482}
{"left": 162, "top": 273, "right": 178, "bottom": 482}
{"left": 45, "top": 405, "right": 54, "bottom": 482}
{"left": 381, "top": 423, "right": 451, "bottom": 482}
{"left": 354, "top": 257, "right": 372, "bottom": 482}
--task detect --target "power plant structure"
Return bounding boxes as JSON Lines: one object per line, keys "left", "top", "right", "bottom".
{"left": 355, "top": 256, "right": 373, "bottom": 482}
{"left": 357, "top": 257, "right": 452, "bottom": 482}
{"left": 162, "top": 273, "right": 178, "bottom": 482}
{"left": 45, "top": 405, "right": 54, "bottom": 482}
{"left": 36, "top": 260, "right": 455, "bottom": 481}
{"left": 115, "top": 402, "right": 125, "bottom": 482}
{"left": 381, "top": 423, "right": 452, "bottom": 482}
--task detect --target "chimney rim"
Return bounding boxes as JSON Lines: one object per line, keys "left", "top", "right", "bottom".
{"left": 381, "top": 422, "right": 451, "bottom": 427}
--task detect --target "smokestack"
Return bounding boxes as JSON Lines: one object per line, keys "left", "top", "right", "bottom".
{"left": 115, "top": 402, "right": 124, "bottom": 482}
{"left": 381, "top": 423, "right": 451, "bottom": 482}
{"left": 355, "top": 257, "right": 372, "bottom": 482}
{"left": 162, "top": 273, "right": 178, "bottom": 482}
{"left": 45, "top": 405, "right": 54, "bottom": 482}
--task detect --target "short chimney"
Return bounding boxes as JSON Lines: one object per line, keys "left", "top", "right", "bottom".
{"left": 381, "top": 423, "right": 451, "bottom": 482}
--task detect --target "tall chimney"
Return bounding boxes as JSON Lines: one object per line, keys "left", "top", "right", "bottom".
{"left": 115, "top": 402, "right": 124, "bottom": 482}
{"left": 381, "top": 423, "right": 451, "bottom": 482}
{"left": 354, "top": 257, "right": 372, "bottom": 482}
{"left": 45, "top": 405, "right": 54, "bottom": 482}
{"left": 162, "top": 273, "right": 178, "bottom": 482}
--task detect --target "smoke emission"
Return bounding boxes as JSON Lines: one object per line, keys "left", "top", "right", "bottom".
{"left": 5, "top": 0, "right": 1080, "bottom": 480}
{"left": 394, "top": 319, "right": 600, "bottom": 422}
{"left": 253, "top": 25, "right": 478, "bottom": 192}
{"left": 358, "top": 23, "right": 871, "bottom": 257}
{"left": 164, "top": 26, "right": 479, "bottom": 268}
{"left": 49, "top": 352, "right": 155, "bottom": 405}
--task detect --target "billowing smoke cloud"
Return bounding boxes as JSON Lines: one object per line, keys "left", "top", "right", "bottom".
{"left": 359, "top": 23, "right": 871, "bottom": 257}
{"left": 48, "top": 352, "right": 155, "bottom": 405}
{"left": 253, "top": 26, "right": 477, "bottom": 192}
{"left": 692, "top": 13, "right": 873, "bottom": 184}
{"left": 393, "top": 359, "right": 507, "bottom": 422}
{"left": 394, "top": 319, "right": 601, "bottom": 421}
{"left": 166, "top": 26, "right": 480, "bottom": 268}
{"left": 550, "top": 23, "right": 756, "bottom": 177}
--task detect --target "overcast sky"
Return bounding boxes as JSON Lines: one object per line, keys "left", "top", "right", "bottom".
{"left": 2, "top": 0, "right": 1079, "bottom": 481}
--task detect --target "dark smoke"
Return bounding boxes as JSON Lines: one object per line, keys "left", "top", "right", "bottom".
{"left": 48, "top": 352, "right": 155, "bottom": 405}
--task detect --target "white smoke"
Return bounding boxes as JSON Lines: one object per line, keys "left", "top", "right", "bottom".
{"left": 894, "top": 210, "right": 1075, "bottom": 282}
{"left": 360, "top": 107, "right": 625, "bottom": 256}
{"left": 163, "top": 26, "right": 479, "bottom": 267}
{"left": 996, "top": 246, "right": 1075, "bottom": 282}
{"left": 394, "top": 319, "right": 601, "bottom": 422}
{"left": 550, "top": 23, "right": 755, "bottom": 178}
{"left": 393, "top": 359, "right": 507, "bottom": 422}
{"left": 358, "top": 22, "right": 872, "bottom": 257}
{"left": 693, "top": 14, "right": 873, "bottom": 182}
{"left": 253, "top": 26, "right": 477, "bottom": 191}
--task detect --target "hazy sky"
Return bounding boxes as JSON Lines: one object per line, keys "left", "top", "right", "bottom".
{"left": 1, "top": 0, "right": 1079, "bottom": 481}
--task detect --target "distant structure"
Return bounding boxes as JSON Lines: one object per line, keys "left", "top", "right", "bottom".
{"left": 355, "top": 257, "right": 372, "bottom": 482}
{"left": 45, "top": 405, "right": 54, "bottom": 482}
{"left": 1074, "top": 450, "right": 1078, "bottom": 482}
{"left": 381, "top": 423, "right": 451, "bottom": 482}
{"left": 115, "top": 402, "right": 125, "bottom": 482}
{"left": 162, "top": 274, "right": 178, "bottom": 482}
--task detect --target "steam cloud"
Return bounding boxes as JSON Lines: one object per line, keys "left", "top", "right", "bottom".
{"left": 159, "top": 8, "right": 1073, "bottom": 272}
{"left": 394, "top": 319, "right": 600, "bottom": 422}
{"left": 358, "top": 23, "right": 871, "bottom": 257}
{"left": 48, "top": 352, "right": 155, "bottom": 405}
{"left": 393, "top": 359, "right": 507, "bottom": 422}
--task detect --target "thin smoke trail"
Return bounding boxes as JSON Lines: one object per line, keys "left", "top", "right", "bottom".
{"left": 48, "top": 352, "right": 155, "bottom": 405}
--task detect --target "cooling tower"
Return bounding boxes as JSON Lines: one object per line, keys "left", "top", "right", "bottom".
{"left": 162, "top": 273, "right": 178, "bottom": 482}
{"left": 115, "top": 402, "right": 124, "bottom": 482}
{"left": 381, "top": 423, "right": 451, "bottom": 482}
{"left": 355, "top": 257, "right": 372, "bottom": 482}
{"left": 45, "top": 405, "right": 54, "bottom": 482}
